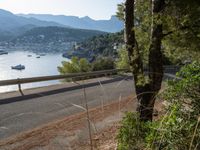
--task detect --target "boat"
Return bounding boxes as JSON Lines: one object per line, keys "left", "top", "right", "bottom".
{"left": 27, "top": 55, "right": 32, "bottom": 57}
{"left": 11, "top": 64, "right": 25, "bottom": 70}
{"left": 36, "top": 56, "right": 40, "bottom": 58}
{"left": 0, "top": 50, "right": 8, "bottom": 55}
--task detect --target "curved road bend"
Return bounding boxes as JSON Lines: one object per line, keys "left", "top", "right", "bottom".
{"left": 0, "top": 75, "right": 134, "bottom": 139}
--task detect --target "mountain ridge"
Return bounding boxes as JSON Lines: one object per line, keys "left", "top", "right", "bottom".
{"left": 0, "top": 9, "right": 68, "bottom": 41}
{"left": 0, "top": 9, "right": 65, "bottom": 31}
{"left": 18, "top": 14, "right": 123, "bottom": 33}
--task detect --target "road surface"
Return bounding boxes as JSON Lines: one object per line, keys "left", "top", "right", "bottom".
{"left": 0, "top": 75, "right": 134, "bottom": 139}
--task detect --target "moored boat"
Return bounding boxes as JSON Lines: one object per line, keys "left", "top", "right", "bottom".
{"left": 11, "top": 64, "right": 25, "bottom": 70}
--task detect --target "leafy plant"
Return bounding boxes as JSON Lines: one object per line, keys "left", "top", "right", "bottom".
{"left": 58, "top": 56, "right": 91, "bottom": 74}
{"left": 117, "top": 112, "right": 147, "bottom": 150}
{"left": 116, "top": 48, "right": 131, "bottom": 70}
{"left": 117, "top": 62, "right": 200, "bottom": 150}
{"left": 146, "top": 62, "right": 200, "bottom": 149}
{"left": 92, "top": 57, "right": 115, "bottom": 71}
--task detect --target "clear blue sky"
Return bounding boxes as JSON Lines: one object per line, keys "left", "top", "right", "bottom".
{"left": 0, "top": 0, "right": 124, "bottom": 20}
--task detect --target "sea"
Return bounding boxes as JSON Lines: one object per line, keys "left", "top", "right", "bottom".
{"left": 0, "top": 51, "right": 70, "bottom": 93}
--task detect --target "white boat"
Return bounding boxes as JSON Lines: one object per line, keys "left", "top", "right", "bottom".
{"left": 11, "top": 64, "right": 25, "bottom": 70}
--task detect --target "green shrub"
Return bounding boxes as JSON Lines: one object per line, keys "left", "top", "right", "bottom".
{"left": 146, "top": 62, "right": 200, "bottom": 149}
{"left": 117, "top": 62, "right": 200, "bottom": 150}
{"left": 117, "top": 112, "right": 147, "bottom": 150}
{"left": 58, "top": 56, "right": 91, "bottom": 74}
{"left": 92, "top": 57, "right": 115, "bottom": 71}
{"left": 116, "top": 48, "right": 130, "bottom": 70}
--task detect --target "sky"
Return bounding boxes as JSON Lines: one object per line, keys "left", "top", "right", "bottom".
{"left": 0, "top": 0, "right": 124, "bottom": 20}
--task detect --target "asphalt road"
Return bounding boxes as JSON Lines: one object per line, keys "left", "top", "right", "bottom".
{"left": 0, "top": 75, "right": 134, "bottom": 140}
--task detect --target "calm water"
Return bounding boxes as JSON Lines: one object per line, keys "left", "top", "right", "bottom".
{"left": 0, "top": 51, "right": 69, "bottom": 93}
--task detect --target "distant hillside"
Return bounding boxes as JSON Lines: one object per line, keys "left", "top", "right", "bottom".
{"left": 18, "top": 14, "right": 123, "bottom": 33}
{"left": 0, "top": 9, "right": 123, "bottom": 54}
{"left": 12, "top": 26, "right": 106, "bottom": 44}
{"left": 0, "top": 9, "right": 65, "bottom": 41}
{"left": 64, "top": 31, "right": 124, "bottom": 60}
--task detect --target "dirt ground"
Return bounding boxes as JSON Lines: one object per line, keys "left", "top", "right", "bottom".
{"left": 0, "top": 94, "right": 163, "bottom": 150}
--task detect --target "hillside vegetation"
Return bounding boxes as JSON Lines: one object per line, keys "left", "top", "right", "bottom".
{"left": 64, "top": 31, "right": 124, "bottom": 60}
{"left": 12, "top": 26, "right": 106, "bottom": 44}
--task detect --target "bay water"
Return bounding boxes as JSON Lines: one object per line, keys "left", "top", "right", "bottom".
{"left": 0, "top": 51, "right": 69, "bottom": 93}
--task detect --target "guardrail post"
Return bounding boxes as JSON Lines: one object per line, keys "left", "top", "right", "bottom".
{"left": 17, "top": 78, "right": 24, "bottom": 96}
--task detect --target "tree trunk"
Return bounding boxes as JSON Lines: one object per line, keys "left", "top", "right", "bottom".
{"left": 146, "top": 0, "right": 165, "bottom": 121}
{"left": 125, "top": 0, "right": 165, "bottom": 121}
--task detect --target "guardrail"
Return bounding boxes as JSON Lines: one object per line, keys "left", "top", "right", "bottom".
{"left": 144, "top": 65, "right": 181, "bottom": 73}
{"left": 0, "top": 66, "right": 181, "bottom": 95}
{"left": 0, "top": 69, "right": 127, "bottom": 95}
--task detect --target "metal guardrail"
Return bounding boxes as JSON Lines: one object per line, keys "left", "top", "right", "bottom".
{"left": 0, "top": 69, "right": 127, "bottom": 86}
{"left": 0, "top": 66, "right": 181, "bottom": 95}
{"left": 144, "top": 65, "right": 181, "bottom": 73}
{"left": 0, "top": 69, "right": 127, "bottom": 95}
{"left": 0, "top": 66, "right": 181, "bottom": 87}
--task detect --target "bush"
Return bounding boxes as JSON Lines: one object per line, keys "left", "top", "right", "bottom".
{"left": 149, "top": 62, "right": 200, "bottom": 149}
{"left": 116, "top": 48, "right": 130, "bottom": 70}
{"left": 58, "top": 56, "right": 117, "bottom": 81}
{"left": 147, "top": 61, "right": 200, "bottom": 150}
{"left": 58, "top": 56, "right": 91, "bottom": 74}
{"left": 117, "top": 112, "right": 147, "bottom": 150}
{"left": 117, "top": 62, "right": 200, "bottom": 150}
{"left": 92, "top": 57, "right": 115, "bottom": 71}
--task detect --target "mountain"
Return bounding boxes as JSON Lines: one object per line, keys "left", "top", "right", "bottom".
{"left": 18, "top": 14, "right": 123, "bottom": 33}
{"left": 0, "top": 9, "right": 107, "bottom": 53}
{"left": 0, "top": 9, "right": 63, "bottom": 30}
{"left": 5, "top": 26, "right": 106, "bottom": 53}
{"left": 0, "top": 9, "right": 65, "bottom": 41}
{"left": 13, "top": 26, "right": 106, "bottom": 44}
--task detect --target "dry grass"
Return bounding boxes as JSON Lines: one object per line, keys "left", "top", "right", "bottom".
{"left": 0, "top": 95, "right": 135, "bottom": 150}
